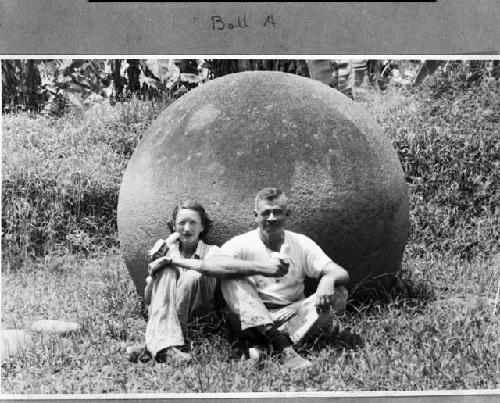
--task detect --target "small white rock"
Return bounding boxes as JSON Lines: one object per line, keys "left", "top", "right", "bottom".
{"left": 1, "top": 330, "right": 31, "bottom": 359}
{"left": 31, "top": 320, "right": 80, "bottom": 334}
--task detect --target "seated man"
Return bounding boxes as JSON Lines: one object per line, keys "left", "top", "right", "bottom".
{"left": 204, "top": 187, "right": 350, "bottom": 370}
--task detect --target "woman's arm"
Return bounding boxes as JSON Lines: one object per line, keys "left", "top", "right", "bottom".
{"left": 144, "top": 275, "right": 153, "bottom": 305}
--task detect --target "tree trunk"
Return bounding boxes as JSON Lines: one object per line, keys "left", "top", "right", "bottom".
{"left": 126, "top": 59, "right": 141, "bottom": 94}
{"left": 26, "top": 60, "right": 41, "bottom": 111}
{"left": 112, "top": 59, "right": 124, "bottom": 100}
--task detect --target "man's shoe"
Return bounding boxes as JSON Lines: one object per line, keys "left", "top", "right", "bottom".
{"left": 280, "top": 346, "right": 312, "bottom": 370}
{"left": 155, "top": 347, "right": 192, "bottom": 364}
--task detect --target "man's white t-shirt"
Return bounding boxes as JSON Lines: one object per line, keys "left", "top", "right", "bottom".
{"left": 220, "top": 229, "right": 333, "bottom": 306}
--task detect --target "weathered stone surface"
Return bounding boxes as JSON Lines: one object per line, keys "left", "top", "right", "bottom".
{"left": 1, "top": 329, "right": 31, "bottom": 359}
{"left": 118, "top": 71, "right": 409, "bottom": 299}
{"left": 31, "top": 320, "right": 79, "bottom": 334}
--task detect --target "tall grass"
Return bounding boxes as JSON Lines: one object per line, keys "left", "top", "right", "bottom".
{"left": 361, "top": 63, "right": 500, "bottom": 260}
{"left": 2, "top": 98, "right": 169, "bottom": 271}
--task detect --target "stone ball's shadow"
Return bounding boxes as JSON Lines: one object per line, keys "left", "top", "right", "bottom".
{"left": 300, "top": 324, "right": 364, "bottom": 353}
{"left": 297, "top": 272, "right": 435, "bottom": 353}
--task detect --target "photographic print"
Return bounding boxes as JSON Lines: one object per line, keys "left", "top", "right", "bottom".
{"left": 1, "top": 57, "right": 499, "bottom": 394}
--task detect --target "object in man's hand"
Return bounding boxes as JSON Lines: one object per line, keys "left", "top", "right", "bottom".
{"left": 279, "top": 243, "right": 291, "bottom": 265}
{"left": 148, "top": 239, "right": 168, "bottom": 261}
{"left": 270, "top": 251, "right": 285, "bottom": 261}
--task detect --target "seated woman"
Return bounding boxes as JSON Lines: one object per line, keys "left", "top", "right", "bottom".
{"left": 133, "top": 201, "right": 220, "bottom": 364}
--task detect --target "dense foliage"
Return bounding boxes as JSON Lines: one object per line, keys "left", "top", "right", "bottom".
{"left": 1, "top": 59, "right": 208, "bottom": 115}
{"left": 1, "top": 99, "right": 166, "bottom": 270}
{"left": 370, "top": 62, "right": 499, "bottom": 259}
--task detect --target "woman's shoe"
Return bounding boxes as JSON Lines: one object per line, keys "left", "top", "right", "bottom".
{"left": 155, "top": 347, "right": 192, "bottom": 364}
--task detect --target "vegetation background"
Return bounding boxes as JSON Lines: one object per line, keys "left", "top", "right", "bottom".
{"left": 1, "top": 59, "right": 499, "bottom": 393}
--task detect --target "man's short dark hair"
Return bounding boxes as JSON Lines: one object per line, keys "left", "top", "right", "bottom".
{"left": 254, "top": 188, "right": 288, "bottom": 210}
{"left": 167, "top": 200, "right": 212, "bottom": 241}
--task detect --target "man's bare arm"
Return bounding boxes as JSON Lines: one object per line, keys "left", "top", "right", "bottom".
{"left": 315, "top": 261, "right": 350, "bottom": 311}
{"left": 320, "top": 261, "right": 350, "bottom": 286}
{"left": 149, "top": 254, "right": 289, "bottom": 279}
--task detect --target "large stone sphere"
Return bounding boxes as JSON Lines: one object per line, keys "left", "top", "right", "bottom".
{"left": 117, "top": 71, "right": 409, "bottom": 299}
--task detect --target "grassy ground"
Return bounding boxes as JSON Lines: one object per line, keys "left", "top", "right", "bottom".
{"left": 2, "top": 66, "right": 499, "bottom": 392}
{"left": 2, "top": 250, "right": 498, "bottom": 393}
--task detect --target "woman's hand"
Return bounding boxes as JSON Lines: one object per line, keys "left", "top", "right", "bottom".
{"left": 165, "top": 232, "right": 181, "bottom": 246}
{"left": 148, "top": 256, "right": 173, "bottom": 277}
{"left": 148, "top": 239, "right": 168, "bottom": 261}
{"left": 147, "top": 233, "right": 180, "bottom": 262}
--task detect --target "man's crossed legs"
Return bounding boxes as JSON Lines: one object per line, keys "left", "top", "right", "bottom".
{"left": 221, "top": 277, "right": 348, "bottom": 369}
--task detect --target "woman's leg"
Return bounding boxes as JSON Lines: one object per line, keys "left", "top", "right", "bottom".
{"left": 176, "top": 270, "right": 217, "bottom": 329}
{"left": 144, "top": 268, "right": 184, "bottom": 356}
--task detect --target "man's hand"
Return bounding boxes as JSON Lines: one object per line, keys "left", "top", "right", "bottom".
{"left": 315, "top": 261, "right": 350, "bottom": 313}
{"left": 315, "top": 275, "right": 337, "bottom": 313}
{"left": 259, "top": 254, "right": 289, "bottom": 277}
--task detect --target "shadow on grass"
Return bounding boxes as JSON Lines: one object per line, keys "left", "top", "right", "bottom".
{"left": 298, "top": 272, "right": 436, "bottom": 354}
{"left": 300, "top": 325, "right": 364, "bottom": 353}
{"left": 185, "top": 308, "right": 367, "bottom": 358}
{"left": 347, "top": 271, "right": 436, "bottom": 314}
